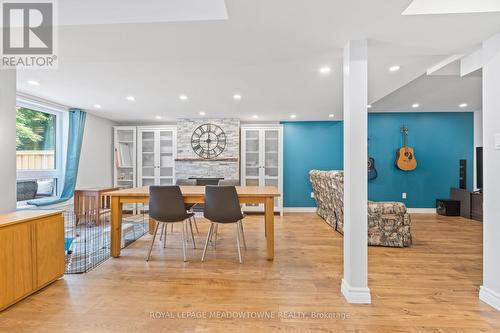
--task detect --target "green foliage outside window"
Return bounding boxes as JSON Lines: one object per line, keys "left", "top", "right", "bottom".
{"left": 16, "top": 107, "right": 56, "bottom": 150}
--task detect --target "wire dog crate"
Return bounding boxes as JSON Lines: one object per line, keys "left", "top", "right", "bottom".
{"left": 64, "top": 208, "right": 148, "bottom": 274}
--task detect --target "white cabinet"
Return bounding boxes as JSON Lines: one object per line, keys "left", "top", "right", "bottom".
{"left": 241, "top": 125, "right": 283, "bottom": 214}
{"left": 113, "top": 126, "right": 137, "bottom": 188}
{"left": 137, "top": 126, "right": 176, "bottom": 186}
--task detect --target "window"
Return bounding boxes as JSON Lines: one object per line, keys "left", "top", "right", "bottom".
{"left": 16, "top": 100, "right": 67, "bottom": 204}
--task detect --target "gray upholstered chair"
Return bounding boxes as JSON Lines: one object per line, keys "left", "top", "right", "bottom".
{"left": 147, "top": 186, "right": 196, "bottom": 262}
{"left": 202, "top": 185, "right": 246, "bottom": 263}
{"left": 217, "top": 179, "right": 240, "bottom": 186}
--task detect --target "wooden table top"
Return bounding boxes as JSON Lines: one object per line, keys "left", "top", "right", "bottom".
{"left": 104, "top": 186, "right": 281, "bottom": 198}
{"left": 75, "top": 187, "right": 120, "bottom": 193}
{"left": 0, "top": 210, "right": 63, "bottom": 228}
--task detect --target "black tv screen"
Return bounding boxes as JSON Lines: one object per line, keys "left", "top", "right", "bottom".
{"left": 477, "top": 147, "right": 483, "bottom": 190}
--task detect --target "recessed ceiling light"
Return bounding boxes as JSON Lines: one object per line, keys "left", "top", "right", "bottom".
{"left": 290, "top": 114, "right": 297, "bottom": 119}
{"left": 199, "top": 111, "right": 206, "bottom": 116}
{"left": 328, "top": 114, "right": 335, "bottom": 118}
{"left": 367, "top": 104, "right": 372, "bottom": 109}
{"left": 412, "top": 103, "right": 420, "bottom": 108}
{"left": 459, "top": 103, "right": 468, "bottom": 108}
{"left": 389, "top": 65, "right": 400, "bottom": 72}
{"left": 179, "top": 94, "right": 188, "bottom": 101}
{"left": 126, "top": 96, "right": 135, "bottom": 101}
{"left": 93, "top": 104, "right": 102, "bottom": 109}
{"left": 319, "top": 66, "right": 331, "bottom": 74}
{"left": 252, "top": 114, "right": 259, "bottom": 119}
{"left": 27, "top": 80, "right": 39, "bottom": 86}
{"left": 233, "top": 94, "right": 242, "bottom": 101}
{"left": 155, "top": 115, "right": 162, "bottom": 120}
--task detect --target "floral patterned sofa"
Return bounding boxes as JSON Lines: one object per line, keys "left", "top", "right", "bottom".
{"left": 309, "top": 170, "right": 412, "bottom": 247}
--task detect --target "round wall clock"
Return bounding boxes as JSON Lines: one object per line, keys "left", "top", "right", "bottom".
{"left": 191, "top": 123, "right": 227, "bottom": 159}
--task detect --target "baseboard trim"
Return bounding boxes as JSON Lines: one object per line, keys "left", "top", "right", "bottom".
{"left": 341, "top": 279, "right": 372, "bottom": 304}
{"left": 283, "top": 207, "right": 317, "bottom": 213}
{"left": 407, "top": 208, "right": 436, "bottom": 214}
{"left": 480, "top": 286, "right": 500, "bottom": 311}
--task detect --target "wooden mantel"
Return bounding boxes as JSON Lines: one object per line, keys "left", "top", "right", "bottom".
{"left": 175, "top": 157, "right": 239, "bottom": 162}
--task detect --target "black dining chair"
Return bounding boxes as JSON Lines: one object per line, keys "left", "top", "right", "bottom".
{"left": 202, "top": 185, "right": 246, "bottom": 263}
{"left": 211, "top": 179, "right": 246, "bottom": 250}
{"left": 147, "top": 186, "right": 196, "bottom": 262}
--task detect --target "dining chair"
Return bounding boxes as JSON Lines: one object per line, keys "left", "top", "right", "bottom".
{"left": 211, "top": 179, "right": 246, "bottom": 249}
{"left": 147, "top": 186, "right": 196, "bottom": 262}
{"left": 202, "top": 185, "right": 246, "bottom": 263}
{"left": 158, "top": 179, "right": 199, "bottom": 237}
{"left": 217, "top": 179, "right": 240, "bottom": 186}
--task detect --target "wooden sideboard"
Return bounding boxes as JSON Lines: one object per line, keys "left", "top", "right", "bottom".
{"left": 0, "top": 210, "right": 65, "bottom": 311}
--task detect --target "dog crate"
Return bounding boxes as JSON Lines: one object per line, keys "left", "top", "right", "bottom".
{"left": 64, "top": 208, "right": 148, "bottom": 274}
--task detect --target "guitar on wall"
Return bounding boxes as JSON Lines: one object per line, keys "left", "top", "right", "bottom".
{"left": 368, "top": 139, "right": 378, "bottom": 180}
{"left": 395, "top": 125, "right": 417, "bottom": 171}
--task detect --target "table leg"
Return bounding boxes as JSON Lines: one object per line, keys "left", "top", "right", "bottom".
{"left": 111, "top": 196, "right": 123, "bottom": 258}
{"left": 265, "top": 196, "right": 274, "bottom": 261}
{"left": 149, "top": 218, "right": 156, "bottom": 235}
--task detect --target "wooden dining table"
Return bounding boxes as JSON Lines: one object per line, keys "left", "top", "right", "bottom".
{"left": 105, "top": 186, "right": 281, "bottom": 260}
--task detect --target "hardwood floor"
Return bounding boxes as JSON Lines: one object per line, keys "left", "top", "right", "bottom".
{"left": 0, "top": 213, "right": 499, "bottom": 332}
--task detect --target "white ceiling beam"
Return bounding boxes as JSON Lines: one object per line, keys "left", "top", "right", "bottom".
{"left": 403, "top": 0, "right": 500, "bottom": 15}
{"left": 461, "top": 49, "right": 483, "bottom": 77}
{"left": 426, "top": 54, "right": 463, "bottom": 75}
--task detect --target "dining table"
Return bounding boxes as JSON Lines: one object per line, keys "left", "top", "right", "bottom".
{"left": 105, "top": 186, "right": 281, "bottom": 260}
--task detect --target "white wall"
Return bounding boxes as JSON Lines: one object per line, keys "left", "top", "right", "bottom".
{"left": 76, "top": 113, "right": 116, "bottom": 188}
{"left": 0, "top": 70, "right": 17, "bottom": 213}
{"left": 480, "top": 31, "right": 500, "bottom": 311}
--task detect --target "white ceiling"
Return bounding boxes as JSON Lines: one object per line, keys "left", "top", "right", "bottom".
{"left": 371, "top": 71, "right": 482, "bottom": 112}
{"left": 17, "top": 0, "right": 500, "bottom": 122}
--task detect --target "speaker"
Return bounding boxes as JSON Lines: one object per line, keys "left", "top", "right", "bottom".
{"left": 459, "top": 159, "right": 467, "bottom": 190}
{"left": 436, "top": 199, "right": 461, "bottom": 216}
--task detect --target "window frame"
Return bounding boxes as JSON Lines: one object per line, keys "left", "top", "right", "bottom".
{"left": 16, "top": 97, "right": 68, "bottom": 203}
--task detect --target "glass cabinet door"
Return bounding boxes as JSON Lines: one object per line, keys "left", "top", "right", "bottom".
{"left": 115, "top": 129, "right": 135, "bottom": 188}
{"left": 140, "top": 130, "right": 155, "bottom": 186}
{"left": 264, "top": 129, "right": 280, "bottom": 207}
{"left": 159, "top": 130, "right": 174, "bottom": 185}
{"left": 244, "top": 129, "right": 261, "bottom": 186}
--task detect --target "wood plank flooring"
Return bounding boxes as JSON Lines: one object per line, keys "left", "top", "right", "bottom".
{"left": 0, "top": 213, "right": 499, "bottom": 332}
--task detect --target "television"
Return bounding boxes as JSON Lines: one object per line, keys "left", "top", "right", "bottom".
{"left": 476, "top": 147, "right": 483, "bottom": 192}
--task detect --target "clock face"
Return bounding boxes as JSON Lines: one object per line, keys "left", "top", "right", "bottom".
{"left": 191, "top": 123, "right": 227, "bottom": 159}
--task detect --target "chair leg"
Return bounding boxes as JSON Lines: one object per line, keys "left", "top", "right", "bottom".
{"left": 239, "top": 221, "right": 247, "bottom": 250}
{"left": 163, "top": 223, "right": 168, "bottom": 248}
{"left": 181, "top": 221, "right": 187, "bottom": 262}
{"left": 159, "top": 223, "right": 165, "bottom": 241}
{"left": 214, "top": 224, "right": 218, "bottom": 249}
{"left": 146, "top": 222, "right": 160, "bottom": 261}
{"left": 188, "top": 219, "right": 196, "bottom": 249}
{"left": 192, "top": 215, "right": 199, "bottom": 234}
{"left": 235, "top": 223, "right": 242, "bottom": 264}
{"left": 202, "top": 223, "right": 214, "bottom": 262}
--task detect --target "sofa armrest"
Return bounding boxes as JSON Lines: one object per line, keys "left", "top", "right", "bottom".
{"left": 368, "top": 201, "right": 407, "bottom": 215}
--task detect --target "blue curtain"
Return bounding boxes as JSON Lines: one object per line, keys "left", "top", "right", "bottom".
{"left": 28, "top": 109, "right": 86, "bottom": 206}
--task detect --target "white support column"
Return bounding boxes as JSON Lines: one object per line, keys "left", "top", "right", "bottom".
{"left": 480, "top": 32, "right": 500, "bottom": 311}
{"left": 341, "top": 40, "right": 371, "bottom": 304}
{"left": 0, "top": 69, "right": 17, "bottom": 213}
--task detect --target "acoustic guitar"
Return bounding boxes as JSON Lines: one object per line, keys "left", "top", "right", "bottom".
{"left": 395, "top": 126, "right": 417, "bottom": 171}
{"left": 368, "top": 139, "right": 378, "bottom": 180}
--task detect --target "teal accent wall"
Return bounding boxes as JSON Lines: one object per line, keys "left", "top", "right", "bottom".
{"left": 283, "top": 121, "right": 343, "bottom": 207}
{"left": 282, "top": 112, "right": 474, "bottom": 208}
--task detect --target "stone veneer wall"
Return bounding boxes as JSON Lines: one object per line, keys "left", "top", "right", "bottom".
{"left": 175, "top": 118, "right": 240, "bottom": 180}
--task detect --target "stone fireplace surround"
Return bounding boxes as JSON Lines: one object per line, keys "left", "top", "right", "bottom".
{"left": 175, "top": 118, "right": 240, "bottom": 181}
